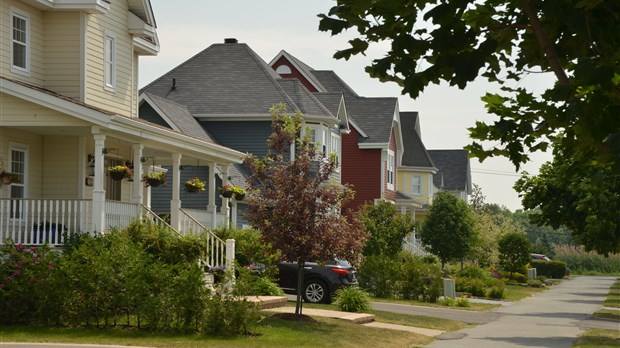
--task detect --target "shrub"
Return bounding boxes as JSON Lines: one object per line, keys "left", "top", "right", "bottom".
{"left": 335, "top": 287, "right": 371, "bottom": 312}
{"left": 0, "top": 241, "right": 60, "bottom": 325}
{"left": 400, "top": 255, "right": 442, "bottom": 302}
{"left": 233, "top": 267, "right": 284, "bottom": 296}
{"left": 456, "top": 277, "right": 487, "bottom": 297}
{"left": 201, "top": 293, "right": 260, "bottom": 336}
{"left": 440, "top": 296, "right": 456, "bottom": 306}
{"left": 457, "top": 266, "right": 492, "bottom": 281}
{"left": 531, "top": 260, "right": 567, "bottom": 279}
{"left": 359, "top": 254, "right": 401, "bottom": 298}
{"left": 487, "top": 286, "right": 505, "bottom": 299}
{"left": 456, "top": 296, "right": 471, "bottom": 307}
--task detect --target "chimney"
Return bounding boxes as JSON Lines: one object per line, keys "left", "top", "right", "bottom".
{"left": 224, "top": 38, "right": 238, "bottom": 44}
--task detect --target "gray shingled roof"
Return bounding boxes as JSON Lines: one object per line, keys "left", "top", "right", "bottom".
{"left": 342, "top": 97, "right": 398, "bottom": 144}
{"left": 313, "top": 93, "right": 344, "bottom": 116}
{"left": 311, "top": 70, "right": 360, "bottom": 98}
{"left": 141, "top": 42, "right": 304, "bottom": 116}
{"left": 400, "top": 112, "right": 435, "bottom": 168}
{"left": 142, "top": 92, "right": 217, "bottom": 142}
{"left": 428, "top": 150, "right": 471, "bottom": 192}
{"left": 276, "top": 79, "right": 333, "bottom": 117}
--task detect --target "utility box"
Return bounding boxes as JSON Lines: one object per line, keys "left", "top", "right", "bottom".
{"left": 443, "top": 278, "right": 456, "bottom": 299}
{"left": 528, "top": 268, "right": 537, "bottom": 280}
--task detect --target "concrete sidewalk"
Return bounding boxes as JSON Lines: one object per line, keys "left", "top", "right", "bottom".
{"left": 427, "top": 276, "right": 618, "bottom": 348}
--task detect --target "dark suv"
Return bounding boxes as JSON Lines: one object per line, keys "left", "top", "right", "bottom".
{"left": 277, "top": 259, "right": 358, "bottom": 304}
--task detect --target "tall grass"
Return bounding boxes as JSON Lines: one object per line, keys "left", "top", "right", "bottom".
{"left": 554, "top": 245, "right": 620, "bottom": 274}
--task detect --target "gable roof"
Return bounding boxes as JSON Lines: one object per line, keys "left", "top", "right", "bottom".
{"left": 276, "top": 79, "right": 333, "bottom": 118}
{"left": 343, "top": 97, "right": 399, "bottom": 145}
{"left": 270, "top": 50, "right": 326, "bottom": 92}
{"left": 140, "top": 92, "right": 217, "bottom": 142}
{"left": 428, "top": 150, "right": 472, "bottom": 193}
{"left": 141, "top": 42, "right": 302, "bottom": 117}
{"left": 400, "top": 111, "right": 435, "bottom": 168}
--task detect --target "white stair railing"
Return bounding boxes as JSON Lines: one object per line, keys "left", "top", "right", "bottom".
{"left": 180, "top": 208, "right": 227, "bottom": 269}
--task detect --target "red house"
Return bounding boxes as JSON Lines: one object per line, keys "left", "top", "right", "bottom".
{"left": 270, "top": 51, "right": 403, "bottom": 210}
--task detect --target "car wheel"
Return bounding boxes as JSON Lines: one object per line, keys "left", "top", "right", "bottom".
{"left": 303, "top": 279, "right": 330, "bottom": 304}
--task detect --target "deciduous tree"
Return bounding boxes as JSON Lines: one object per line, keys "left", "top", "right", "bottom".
{"left": 420, "top": 191, "right": 476, "bottom": 268}
{"left": 358, "top": 200, "right": 414, "bottom": 257}
{"left": 243, "top": 104, "right": 366, "bottom": 315}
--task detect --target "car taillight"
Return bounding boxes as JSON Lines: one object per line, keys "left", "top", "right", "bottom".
{"left": 331, "top": 268, "right": 349, "bottom": 276}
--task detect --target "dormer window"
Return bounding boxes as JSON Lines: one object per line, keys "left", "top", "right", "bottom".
{"left": 11, "top": 9, "right": 29, "bottom": 73}
{"left": 104, "top": 31, "right": 116, "bottom": 90}
{"left": 387, "top": 150, "right": 395, "bottom": 189}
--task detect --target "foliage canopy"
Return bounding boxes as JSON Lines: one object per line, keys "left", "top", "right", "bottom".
{"left": 319, "top": 1, "right": 620, "bottom": 253}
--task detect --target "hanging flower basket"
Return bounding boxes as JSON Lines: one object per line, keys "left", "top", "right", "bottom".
{"left": 233, "top": 187, "right": 246, "bottom": 200}
{"left": 144, "top": 171, "right": 166, "bottom": 187}
{"left": 108, "top": 165, "right": 132, "bottom": 181}
{"left": 185, "top": 177, "right": 206, "bottom": 193}
{"left": 219, "top": 185, "right": 234, "bottom": 198}
{"left": 0, "top": 170, "right": 19, "bottom": 185}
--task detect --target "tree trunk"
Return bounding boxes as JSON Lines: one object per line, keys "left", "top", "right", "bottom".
{"left": 295, "top": 260, "right": 305, "bottom": 316}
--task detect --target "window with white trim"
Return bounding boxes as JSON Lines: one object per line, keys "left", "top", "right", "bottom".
{"left": 305, "top": 123, "right": 326, "bottom": 155}
{"left": 9, "top": 146, "right": 27, "bottom": 219}
{"left": 11, "top": 10, "right": 29, "bottom": 72}
{"left": 411, "top": 174, "right": 422, "bottom": 195}
{"left": 387, "top": 151, "right": 395, "bottom": 189}
{"left": 330, "top": 133, "right": 341, "bottom": 170}
{"left": 104, "top": 32, "right": 116, "bottom": 89}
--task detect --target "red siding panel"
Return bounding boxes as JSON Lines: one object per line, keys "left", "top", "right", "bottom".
{"left": 271, "top": 56, "right": 318, "bottom": 92}
{"left": 342, "top": 126, "right": 381, "bottom": 211}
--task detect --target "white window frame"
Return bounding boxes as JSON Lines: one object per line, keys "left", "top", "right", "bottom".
{"left": 9, "top": 143, "right": 28, "bottom": 220}
{"left": 387, "top": 150, "right": 395, "bottom": 189}
{"left": 330, "top": 132, "right": 341, "bottom": 171}
{"left": 304, "top": 123, "right": 326, "bottom": 156}
{"left": 411, "top": 174, "right": 422, "bottom": 195}
{"left": 11, "top": 8, "right": 30, "bottom": 75}
{"left": 104, "top": 31, "right": 116, "bottom": 90}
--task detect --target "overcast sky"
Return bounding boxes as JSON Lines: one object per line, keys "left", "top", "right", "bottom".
{"left": 139, "top": 0, "right": 555, "bottom": 211}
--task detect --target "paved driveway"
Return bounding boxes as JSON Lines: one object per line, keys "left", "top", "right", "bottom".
{"left": 428, "top": 276, "right": 618, "bottom": 348}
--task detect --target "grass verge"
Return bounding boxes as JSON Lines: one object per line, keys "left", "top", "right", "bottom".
{"left": 593, "top": 279, "right": 620, "bottom": 320}
{"left": 369, "top": 297, "right": 500, "bottom": 311}
{"left": 295, "top": 302, "right": 468, "bottom": 332}
{"left": 0, "top": 314, "right": 435, "bottom": 348}
{"left": 502, "top": 284, "right": 547, "bottom": 301}
{"left": 574, "top": 328, "right": 620, "bottom": 348}
{"left": 593, "top": 309, "right": 620, "bottom": 321}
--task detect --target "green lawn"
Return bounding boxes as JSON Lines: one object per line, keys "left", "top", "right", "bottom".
{"left": 574, "top": 329, "right": 620, "bottom": 348}
{"left": 296, "top": 302, "right": 468, "bottom": 332}
{"left": 503, "top": 284, "right": 547, "bottom": 301}
{"left": 593, "top": 279, "right": 620, "bottom": 320}
{"left": 0, "top": 314, "right": 434, "bottom": 348}
{"left": 369, "top": 296, "right": 500, "bottom": 311}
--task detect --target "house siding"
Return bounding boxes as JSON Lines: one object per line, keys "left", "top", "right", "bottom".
{"left": 138, "top": 102, "right": 172, "bottom": 128}
{"left": 42, "top": 136, "right": 79, "bottom": 199}
{"left": 0, "top": 93, "right": 90, "bottom": 126}
{"left": 150, "top": 166, "right": 222, "bottom": 214}
{"left": 341, "top": 126, "right": 381, "bottom": 210}
{"left": 0, "top": 128, "right": 43, "bottom": 200}
{"left": 397, "top": 170, "right": 434, "bottom": 203}
{"left": 271, "top": 56, "right": 318, "bottom": 92}
{"left": 84, "top": 0, "right": 134, "bottom": 117}
{"left": 43, "top": 11, "right": 81, "bottom": 99}
{"left": 384, "top": 129, "right": 397, "bottom": 201}
{"left": 201, "top": 121, "right": 272, "bottom": 158}
{"left": 0, "top": 1, "right": 46, "bottom": 85}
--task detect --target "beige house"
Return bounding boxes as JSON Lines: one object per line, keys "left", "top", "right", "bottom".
{"left": 0, "top": 0, "right": 242, "bottom": 262}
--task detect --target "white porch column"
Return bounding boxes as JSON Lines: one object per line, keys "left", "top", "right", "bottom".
{"left": 231, "top": 201, "right": 238, "bottom": 229}
{"left": 207, "top": 161, "right": 218, "bottom": 229}
{"left": 131, "top": 144, "right": 144, "bottom": 204}
{"left": 170, "top": 153, "right": 182, "bottom": 231}
{"left": 221, "top": 164, "right": 230, "bottom": 228}
{"left": 92, "top": 134, "right": 106, "bottom": 233}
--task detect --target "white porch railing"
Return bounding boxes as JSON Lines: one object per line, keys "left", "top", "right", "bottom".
{"left": 104, "top": 201, "right": 141, "bottom": 231}
{"left": 180, "top": 208, "right": 226, "bottom": 269}
{"left": 0, "top": 199, "right": 91, "bottom": 246}
{"left": 180, "top": 207, "right": 228, "bottom": 229}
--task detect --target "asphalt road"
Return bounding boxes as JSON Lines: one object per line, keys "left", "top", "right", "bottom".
{"left": 426, "top": 276, "right": 618, "bottom": 348}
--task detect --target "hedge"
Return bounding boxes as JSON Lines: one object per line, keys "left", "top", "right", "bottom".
{"left": 531, "top": 260, "right": 568, "bottom": 279}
